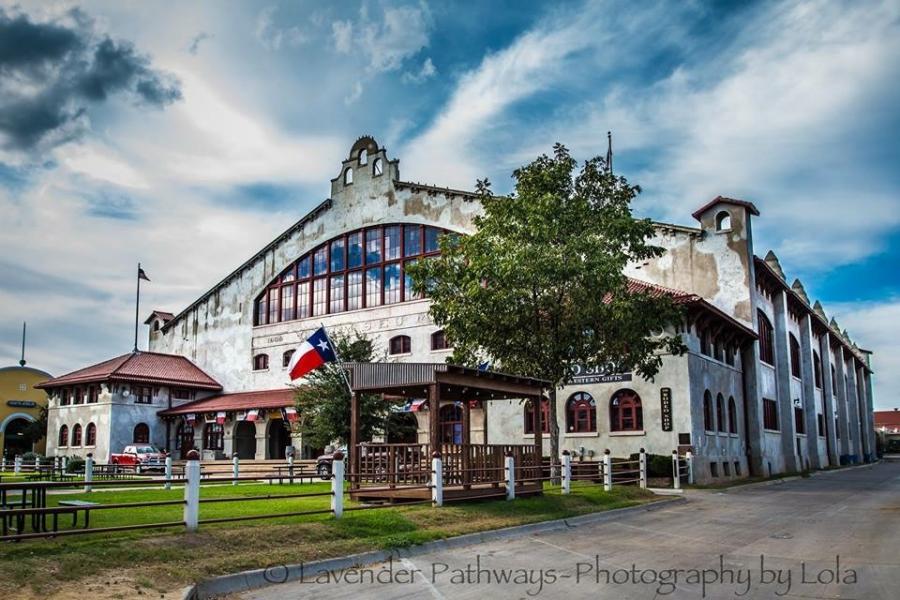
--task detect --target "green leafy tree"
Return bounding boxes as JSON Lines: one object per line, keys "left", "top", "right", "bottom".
{"left": 293, "top": 331, "right": 411, "bottom": 448}
{"left": 408, "top": 144, "right": 686, "bottom": 464}
{"left": 22, "top": 405, "right": 48, "bottom": 446}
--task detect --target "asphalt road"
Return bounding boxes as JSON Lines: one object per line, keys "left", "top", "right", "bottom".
{"left": 242, "top": 461, "right": 900, "bottom": 599}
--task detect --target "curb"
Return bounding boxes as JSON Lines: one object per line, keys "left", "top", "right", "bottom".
{"left": 702, "top": 460, "right": 879, "bottom": 493}
{"left": 182, "top": 495, "right": 686, "bottom": 599}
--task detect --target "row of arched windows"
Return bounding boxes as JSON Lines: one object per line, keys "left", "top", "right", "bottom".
{"left": 251, "top": 331, "right": 450, "bottom": 370}
{"left": 57, "top": 423, "right": 97, "bottom": 447}
{"left": 758, "top": 310, "right": 828, "bottom": 390}
{"left": 523, "top": 389, "right": 644, "bottom": 434}
{"left": 702, "top": 391, "right": 739, "bottom": 434}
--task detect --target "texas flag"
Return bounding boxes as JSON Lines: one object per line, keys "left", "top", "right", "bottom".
{"left": 287, "top": 327, "right": 338, "bottom": 381}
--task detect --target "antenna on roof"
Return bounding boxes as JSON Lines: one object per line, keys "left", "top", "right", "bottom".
{"left": 606, "top": 131, "right": 613, "bottom": 175}
{"left": 19, "top": 321, "right": 26, "bottom": 366}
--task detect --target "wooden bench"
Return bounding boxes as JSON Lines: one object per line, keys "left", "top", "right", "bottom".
{"left": 57, "top": 500, "right": 99, "bottom": 529}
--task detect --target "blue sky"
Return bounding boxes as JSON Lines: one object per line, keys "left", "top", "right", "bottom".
{"left": 1, "top": 1, "right": 898, "bottom": 409}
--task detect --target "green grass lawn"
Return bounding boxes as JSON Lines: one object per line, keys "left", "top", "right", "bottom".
{"left": 0, "top": 481, "right": 656, "bottom": 598}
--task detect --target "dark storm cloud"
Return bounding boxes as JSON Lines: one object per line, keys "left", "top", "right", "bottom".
{"left": 0, "top": 8, "right": 182, "bottom": 152}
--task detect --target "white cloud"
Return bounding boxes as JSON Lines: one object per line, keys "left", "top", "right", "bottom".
{"left": 402, "top": 57, "right": 436, "bottom": 84}
{"left": 331, "top": 2, "right": 432, "bottom": 73}
{"left": 344, "top": 81, "right": 364, "bottom": 106}
{"left": 255, "top": 5, "right": 309, "bottom": 51}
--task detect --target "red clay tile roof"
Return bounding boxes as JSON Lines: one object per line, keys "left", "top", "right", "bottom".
{"left": 874, "top": 410, "right": 900, "bottom": 431}
{"left": 159, "top": 389, "right": 295, "bottom": 416}
{"left": 144, "top": 310, "right": 175, "bottom": 325}
{"left": 35, "top": 351, "right": 222, "bottom": 391}
{"left": 624, "top": 278, "right": 701, "bottom": 304}
{"left": 691, "top": 195, "right": 760, "bottom": 221}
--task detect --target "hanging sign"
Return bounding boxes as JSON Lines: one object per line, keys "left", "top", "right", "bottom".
{"left": 661, "top": 387, "right": 673, "bottom": 431}
{"left": 571, "top": 364, "right": 632, "bottom": 384}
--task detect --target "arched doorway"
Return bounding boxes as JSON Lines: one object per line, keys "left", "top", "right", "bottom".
{"left": 267, "top": 420, "right": 291, "bottom": 459}
{"left": 234, "top": 421, "right": 257, "bottom": 459}
{"left": 439, "top": 404, "right": 463, "bottom": 444}
{"left": 176, "top": 422, "right": 195, "bottom": 459}
{"left": 2, "top": 417, "right": 33, "bottom": 458}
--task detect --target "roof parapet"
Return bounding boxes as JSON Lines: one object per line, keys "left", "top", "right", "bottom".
{"left": 791, "top": 279, "right": 810, "bottom": 305}
{"left": 764, "top": 250, "right": 786, "bottom": 280}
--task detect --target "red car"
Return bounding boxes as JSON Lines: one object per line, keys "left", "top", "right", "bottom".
{"left": 109, "top": 445, "right": 166, "bottom": 471}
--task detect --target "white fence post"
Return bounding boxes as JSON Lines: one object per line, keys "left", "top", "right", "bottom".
{"left": 232, "top": 454, "right": 239, "bottom": 486}
{"left": 165, "top": 455, "right": 173, "bottom": 490}
{"left": 287, "top": 455, "right": 294, "bottom": 485}
{"left": 672, "top": 450, "right": 681, "bottom": 490}
{"left": 561, "top": 451, "right": 572, "bottom": 495}
{"left": 184, "top": 454, "right": 201, "bottom": 532}
{"left": 505, "top": 452, "right": 516, "bottom": 500}
{"left": 331, "top": 451, "right": 345, "bottom": 518}
{"left": 84, "top": 454, "right": 94, "bottom": 493}
{"left": 62, "top": 456, "right": 68, "bottom": 472}
{"left": 34, "top": 456, "right": 40, "bottom": 472}
{"left": 1, "top": 456, "right": 6, "bottom": 472}
{"left": 14, "top": 455, "right": 21, "bottom": 474}
{"left": 431, "top": 452, "right": 443, "bottom": 507}
{"left": 603, "top": 449, "right": 612, "bottom": 491}
{"left": 639, "top": 448, "right": 648, "bottom": 489}
{"left": 686, "top": 451, "right": 694, "bottom": 485}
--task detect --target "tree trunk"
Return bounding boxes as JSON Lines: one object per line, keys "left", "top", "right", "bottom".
{"left": 549, "top": 387, "right": 560, "bottom": 485}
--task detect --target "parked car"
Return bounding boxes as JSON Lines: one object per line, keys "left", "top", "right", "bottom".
{"left": 109, "top": 445, "right": 166, "bottom": 471}
{"left": 315, "top": 446, "right": 347, "bottom": 478}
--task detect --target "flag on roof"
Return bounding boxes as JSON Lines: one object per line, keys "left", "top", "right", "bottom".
{"left": 138, "top": 266, "right": 150, "bottom": 282}
{"left": 396, "top": 398, "right": 427, "bottom": 413}
{"left": 282, "top": 407, "right": 299, "bottom": 422}
{"left": 287, "top": 327, "right": 338, "bottom": 381}
{"left": 185, "top": 413, "right": 196, "bottom": 425}
{"left": 215, "top": 411, "right": 226, "bottom": 425}
{"left": 246, "top": 409, "right": 260, "bottom": 422}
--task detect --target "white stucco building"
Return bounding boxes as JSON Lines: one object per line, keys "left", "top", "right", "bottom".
{"left": 38, "top": 137, "right": 876, "bottom": 481}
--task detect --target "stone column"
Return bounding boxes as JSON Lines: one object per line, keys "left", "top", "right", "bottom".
{"left": 799, "top": 315, "right": 821, "bottom": 469}
{"left": 819, "top": 334, "right": 839, "bottom": 467}
{"left": 855, "top": 365, "right": 873, "bottom": 461}
{"left": 772, "top": 290, "right": 800, "bottom": 472}
{"left": 741, "top": 335, "right": 765, "bottom": 476}
{"left": 864, "top": 370, "right": 877, "bottom": 461}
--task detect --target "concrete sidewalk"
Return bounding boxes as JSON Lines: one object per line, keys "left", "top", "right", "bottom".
{"left": 231, "top": 461, "right": 899, "bottom": 599}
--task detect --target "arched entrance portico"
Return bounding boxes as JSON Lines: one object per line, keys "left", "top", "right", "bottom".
{"left": 267, "top": 419, "right": 291, "bottom": 459}
{"left": 1, "top": 413, "right": 35, "bottom": 458}
{"left": 234, "top": 421, "right": 257, "bottom": 459}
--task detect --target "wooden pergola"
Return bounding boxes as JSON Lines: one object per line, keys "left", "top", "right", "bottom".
{"left": 342, "top": 362, "right": 550, "bottom": 500}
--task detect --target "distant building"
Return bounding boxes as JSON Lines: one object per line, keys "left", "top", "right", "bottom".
{"left": 37, "top": 136, "right": 877, "bottom": 481}
{"left": 874, "top": 409, "right": 900, "bottom": 453}
{"left": 0, "top": 364, "right": 51, "bottom": 459}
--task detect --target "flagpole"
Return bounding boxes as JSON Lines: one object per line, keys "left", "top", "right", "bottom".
{"left": 134, "top": 262, "right": 141, "bottom": 352}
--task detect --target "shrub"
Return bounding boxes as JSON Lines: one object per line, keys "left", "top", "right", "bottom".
{"left": 21, "top": 451, "right": 43, "bottom": 463}
{"left": 66, "top": 457, "right": 85, "bottom": 474}
{"left": 629, "top": 453, "right": 672, "bottom": 478}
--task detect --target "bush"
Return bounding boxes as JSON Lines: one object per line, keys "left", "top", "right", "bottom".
{"left": 629, "top": 453, "right": 672, "bottom": 478}
{"left": 21, "top": 451, "right": 43, "bottom": 463}
{"left": 66, "top": 457, "right": 85, "bottom": 474}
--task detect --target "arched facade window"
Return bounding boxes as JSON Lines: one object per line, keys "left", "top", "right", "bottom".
{"left": 727, "top": 397, "right": 738, "bottom": 434}
{"left": 831, "top": 365, "right": 837, "bottom": 394}
{"left": 716, "top": 394, "right": 726, "bottom": 432}
{"left": 813, "top": 350, "right": 822, "bottom": 388}
{"left": 373, "top": 157, "right": 383, "bottom": 176}
{"left": 566, "top": 392, "right": 596, "bottom": 433}
{"left": 344, "top": 167, "right": 353, "bottom": 184}
{"left": 133, "top": 423, "right": 150, "bottom": 444}
{"left": 253, "top": 353, "right": 269, "bottom": 370}
{"left": 254, "top": 224, "right": 451, "bottom": 326}
{"left": 439, "top": 404, "right": 463, "bottom": 444}
{"left": 71, "top": 423, "right": 82, "bottom": 446}
{"left": 715, "top": 210, "right": 732, "bottom": 231}
{"left": 86, "top": 423, "right": 97, "bottom": 446}
{"left": 358, "top": 148, "right": 368, "bottom": 165}
{"left": 58, "top": 424, "right": 69, "bottom": 446}
{"left": 282, "top": 349, "right": 295, "bottom": 368}
{"left": 610, "top": 389, "right": 642, "bottom": 432}
{"left": 703, "top": 391, "right": 714, "bottom": 431}
{"left": 524, "top": 398, "right": 550, "bottom": 434}
{"left": 431, "top": 330, "right": 449, "bottom": 351}
{"left": 389, "top": 335, "right": 411, "bottom": 355}
{"left": 758, "top": 311, "right": 774, "bottom": 365}
{"left": 789, "top": 334, "right": 801, "bottom": 378}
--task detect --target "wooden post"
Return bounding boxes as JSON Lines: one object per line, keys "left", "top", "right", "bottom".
{"left": 331, "top": 450, "right": 345, "bottom": 518}
{"left": 184, "top": 451, "right": 201, "bottom": 532}
{"left": 505, "top": 452, "right": 516, "bottom": 500}
{"left": 428, "top": 384, "right": 441, "bottom": 456}
{"left": 561, "top": 450, "right": 571, "bottom": 495}
{"left": 603, "top": 449, "right": 612, "bottom": 491}
{"left": 350, "top": 392, "right": 359, "bottom": 491}
{"left": 639, "top": 448, "right": 647, "bottom": 489}
{"left": 533, "top": 395, "right": 543, "bottom": 483}
{"left": 431, "top": 451, "right": 443, "bottom": 507}
{"left": 672, "top": 450, "right": 681, "bottom": 490}
{"left": 462, "top": 399, "right": 471, "bottom": 489}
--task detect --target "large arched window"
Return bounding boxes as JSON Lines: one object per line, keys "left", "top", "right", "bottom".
{"left": 254, "top": 224, "right": 452, "bottom": 326}
{"left": 133, "top": 423, "right": 150, "bottom": 444}
{"left": 431, "top": 330, "right": 449, "bottom": 351}
{"left": 58, "top": 424, "right": 69, "bottom": 447}
{"left": 813, "top": 350, "right": 823, "bottom": 388}
{"left": 715, "top": 210, "right": 732, "bottom": 231}
{"left": 610, "top": 389, "right": 642, "bottom": 432}
{"left": 253, "top": 353, "right": 269, "bottom": 370}
{"left": 71, "top": 423, "right": 82, "bottom": 446}
{"left": 343, "top": 167, "right": 353, "bottom": 184}
{"left": 566, "top": 392, "right": 596, "bottom": 433}
{"left": 524, "top": 398, "right": 550, "bottom": 434}
{"left": 389, "top": 335, "right": 411, "bottom": 355}
{"left": 789, "top": 334, "right": 801, "bottom": 378}
{"left": 439, "top": 404, "right": 463, "bottom": 444}
{"left": 727, "top": 397, "right": 738, "bottom": 434}
{"left": 758, "top": 310, "right": 774, "bottom": 365}
{"left": 282, "top": 349, "right": 295, "bottom": 368}
{"left": 703, "top": 391, "right": 714, "bottom": 431}
{"left": 86, "top": 422, "right": 97, "bottom": 446}
{"left": 716, "top": 394, "right": 726, "bottom": 433}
